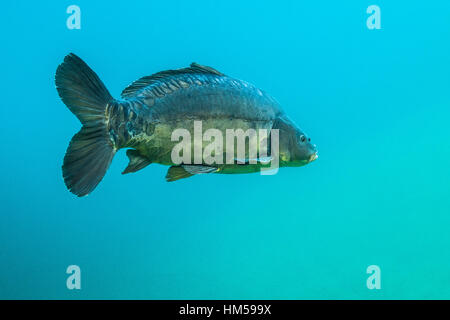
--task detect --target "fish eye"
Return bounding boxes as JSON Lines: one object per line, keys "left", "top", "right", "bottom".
{"left": 308, "top": 137, "right": 311, "bottom": 142}
{"left": 300, "top": 135, "right": 306, "bottom": 142}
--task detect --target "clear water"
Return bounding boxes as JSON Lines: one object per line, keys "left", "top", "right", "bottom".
{"left": 1, "top": 1, "right": 450, "bottom": 299}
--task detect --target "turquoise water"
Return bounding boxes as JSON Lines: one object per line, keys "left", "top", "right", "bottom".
{"left": 1, "top": 1, "right": 450, "bottom": 299}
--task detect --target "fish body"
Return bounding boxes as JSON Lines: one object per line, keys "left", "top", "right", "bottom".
{"left": 55, "top": 54, "right": 318, "bottom": 196}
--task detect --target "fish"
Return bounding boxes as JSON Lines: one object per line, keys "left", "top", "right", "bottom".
{"left": 55, "top": 53, "right": 318, "bottom": 197}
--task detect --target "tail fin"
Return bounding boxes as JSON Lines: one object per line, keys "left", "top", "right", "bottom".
{"left": 55, "top": 53, "right": 115, "bottom": 197}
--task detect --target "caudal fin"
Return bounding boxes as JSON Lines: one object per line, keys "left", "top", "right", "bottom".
{"left": 55, "top": 53, "right": 115, "bottom": 197}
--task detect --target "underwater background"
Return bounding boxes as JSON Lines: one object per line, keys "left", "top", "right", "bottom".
{"left": 1, "top": 0, "right": 450, "bottom": 299}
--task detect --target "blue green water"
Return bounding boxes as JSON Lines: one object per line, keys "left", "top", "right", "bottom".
{"left": 1, "top": 1, "right": 450, "bottom": 299}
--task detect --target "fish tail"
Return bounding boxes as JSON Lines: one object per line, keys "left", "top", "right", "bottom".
{"left": 55, "top": 53, "right": 116, "bottom": 197}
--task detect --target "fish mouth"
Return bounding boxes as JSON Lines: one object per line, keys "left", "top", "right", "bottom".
{"left": 308, "top": 152, "right": 318, "bottom": 162}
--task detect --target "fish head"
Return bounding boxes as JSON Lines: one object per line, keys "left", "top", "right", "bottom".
{"left": 288, "top": 129, "right": 318, "bottom": 166}
{"left": 275, "top": 116, "right": 318, "bottom": 167}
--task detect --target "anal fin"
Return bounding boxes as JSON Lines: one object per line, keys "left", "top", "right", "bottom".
{"left": 122, "top": 149, "right": 152, "bottom": 174}
{"left": 165, "top": 165, "right": 218, "bottom": 182}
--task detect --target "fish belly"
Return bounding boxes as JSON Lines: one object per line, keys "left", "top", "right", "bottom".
{"left": 137, "top": 118, "right": 273, "bottom": 166}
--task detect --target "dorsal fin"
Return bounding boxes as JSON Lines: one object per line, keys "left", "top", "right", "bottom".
{"left": 121, "top": 63, "right": 224, "bottom": 98}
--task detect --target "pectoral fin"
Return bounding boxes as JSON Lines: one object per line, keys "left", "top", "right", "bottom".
{"left": 165, "top": 165, "right": 218, "bottom": 182}
{"left": 122, "top": 149, "right": 152, "bottom": 174}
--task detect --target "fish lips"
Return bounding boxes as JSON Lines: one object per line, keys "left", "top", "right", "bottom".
{"left": 308, "top": 152, "right": 319, "bottom": 163}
